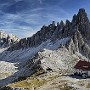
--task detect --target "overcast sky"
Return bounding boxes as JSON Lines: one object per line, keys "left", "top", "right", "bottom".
{"left": 0, "top": 0, "right": 90, "bottom": 38}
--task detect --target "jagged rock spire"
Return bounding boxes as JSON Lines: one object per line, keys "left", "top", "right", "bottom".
{"left": 60, "top": 20, "right": 64, "bottom": 30}
{"left": 72, "top": 14, "right": 77, "bottom": 27}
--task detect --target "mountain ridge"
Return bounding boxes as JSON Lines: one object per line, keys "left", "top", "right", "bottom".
{"left": 0, "top": 8, "right": 90, "bottom": 89}
{"left": 7, "top": 8, "right": 90, "bottom": 59}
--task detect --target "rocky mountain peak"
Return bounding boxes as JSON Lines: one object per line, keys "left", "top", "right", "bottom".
{"left": 71, "top": 8, "right": 90, "bottom": 39}
{"left": 78, "top": 9, "right": 90, "bottom": 38}
{"left": 77, "top": 8, "right": 89, "bottom": 23}
{"left": 78, "top": 8, "right": 86, "bottom": 14}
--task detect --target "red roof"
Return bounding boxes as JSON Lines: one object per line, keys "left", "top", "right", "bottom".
{"left": 74, "top": 60, "right": 90, "bottom": 71}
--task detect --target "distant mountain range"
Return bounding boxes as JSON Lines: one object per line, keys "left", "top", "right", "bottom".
{"left": 0, "top": 31, "right": 19, "bottom": 48}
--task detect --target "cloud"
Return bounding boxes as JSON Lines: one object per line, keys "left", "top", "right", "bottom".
{"left": 30, "top": 8, "right": 44, "bottom": 12}
{"left": 0, "top": 12, "right": 43, "bottom": 38}
{"left": 0, "top": 0, "right": 72, "bottom": 38}
{"left": 0, "top": 0, "right": 90, "bottom": 38}
{"left": 0, "top": 3, "right": 72, "bottom": 38}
